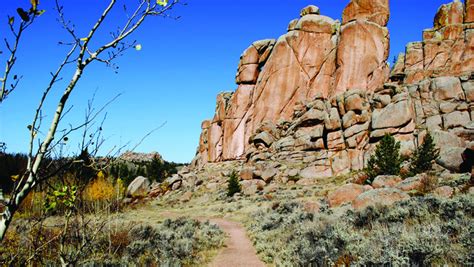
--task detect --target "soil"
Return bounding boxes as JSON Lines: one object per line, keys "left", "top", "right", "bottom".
{"left": 208, "top": 218, "right": 265, "bottom": 267}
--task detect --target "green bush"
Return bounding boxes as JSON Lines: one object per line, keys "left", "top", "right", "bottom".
{"left": 366, "top": 134, "right": 402, "bottom": 184}
{"left": 409, "top": 132, "right": 439, "bottom": 175}
{"left": 227, "top": 171, "right": 241, "bottom": 197}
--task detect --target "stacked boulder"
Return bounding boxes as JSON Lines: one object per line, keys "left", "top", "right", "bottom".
{"left": 191, "top": 1, "right": 473, "bottom": 185}
{"left": 196, "top": 1, "right": 391, "bottom": 165}
{"left": 391, "top": 0, "right": 473, "bottom": 84}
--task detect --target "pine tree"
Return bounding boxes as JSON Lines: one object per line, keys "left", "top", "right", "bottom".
{"left": 227, "top": 171, "right": 241, "bottom": 197}
{"left": 409, "top": 133, "right": 439, "bottom": 175}
{"left": 365, "top": 134, "right": 402, "bottom": 184}
{"left": 146, "top": 157, "right": 164, "bottom": 182}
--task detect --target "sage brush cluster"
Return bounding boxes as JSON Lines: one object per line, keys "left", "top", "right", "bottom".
{"left": 0, "top": 217, "right": 225, "bottom": 266}
{"left": 247, "top": 195, "right": 473, "bottom": 266}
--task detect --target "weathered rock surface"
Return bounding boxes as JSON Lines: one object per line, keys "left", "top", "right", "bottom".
{"left": 327, "top": 183, "right": 369, "bottom": 207}
{"left": 433, "top": 186, "right": 454, "bottom": 198}
{"left": 395, "top": 176, "right": 423, "bottom": 192}
{"left": 393, "top": 1, "right": 473, "bottom": 84}
{"left": 126, "top": 176, "right": 151, "bottom": 197}
{"left": 372, "top": 175, "right": 403, "bottom": 189}
{"left": 187, "top": 1, "right": 473, "bottom": 195}
{"left": 352, "top": 188, "right": 410, "bottom": 210}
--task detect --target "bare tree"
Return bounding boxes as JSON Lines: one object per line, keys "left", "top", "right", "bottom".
{"left": 0, "top": 0, "right": 179, "bottom": 240}
{"left": 0, "top": 1, "right": 42, "bottom": 103}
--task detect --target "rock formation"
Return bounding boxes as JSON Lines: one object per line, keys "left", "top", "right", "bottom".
{"left": 392, "top": 0, "right": 473, "bottom": 84}
{"left": 191, "top": 1, "right": 473, "bottom": 183}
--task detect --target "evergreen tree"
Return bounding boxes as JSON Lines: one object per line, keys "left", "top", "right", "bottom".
{"left": 409, "top": 133, "right": 439, "bottom": 175}
{"left": 147, "top": 157, "right": 164, "bottom": 182}
{"left": 227, "top": 171, "right": 241, "bottom": 197}
{"left": 366, "top": 134, "right": 402, "bottom": 184}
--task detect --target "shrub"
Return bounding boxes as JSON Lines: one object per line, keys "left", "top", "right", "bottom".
{"left": 227, "top": 171, "right": 241, "bottom": 197}
{"left": 247, "top": 195, "right": 473, "bottom": 266}
{"left": 82, "top": 171, "right": 124, "bottom": 212}
{"left": 366, "top": 134, "right": 402, "bottom": 184}
{"left": 409, "top": 133, "right": 439, "bottom": 175}
{"left": 0, "top": 217, "right": 224, "bottom": 265}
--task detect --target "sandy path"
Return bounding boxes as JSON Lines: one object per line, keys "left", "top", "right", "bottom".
{"left": 208, "top": 218, "right": 265, "bottom": 267}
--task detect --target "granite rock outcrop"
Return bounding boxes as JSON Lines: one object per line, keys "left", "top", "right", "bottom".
{"left": 191, "top": 1, "right": 473, "bottom": 186}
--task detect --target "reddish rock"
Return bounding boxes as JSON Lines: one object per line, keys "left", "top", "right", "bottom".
{"left": 251, "top": 16, "right": 338, "bottom": 128}
{"left": 372, "top": 99, "right": 413, "bottom": 129}
{"left": 328, "top": 183, "right": 369, "bottom": 207}
{"left": 395, "top": 176, "right": 423, "bottom": 192}
{"left": 300, "top": 5, "right": 320, "bottom": 17}
{"left": 466, "top": 0, "right": 474, "bottom": 23}
{"left": 335, "top": 20, "right": 390, "bottom": 95}
{"left": 180, "top": 191, "right": 193, "bottom": 202}
{"left": 240, "top": 167, "right": 254, "bottom": 180}
{"left": 342, "top": 0, "right": 390, "bottom": 26}
{"left": 431, "top": 77, "right": 464, "bottom": 101}
{"left": 433, "top": 186, "right": 454, "bottom": 198}
{"left": 434, "top": 1, "right": 464, "bottom": 30}
{"left": 352, "top": 188, "right": 410, "bottom": 210}
{"left": 372, "top": 175, "right": 403, "bottom": 189}
{"left": 207, "top": 122, "right": 223, "bottom": 162}
{"left": 194, "top": 1, "right": 473, "bottom": 183}
{"left": 222, "top": 85, "right": 254, "bottom": 160}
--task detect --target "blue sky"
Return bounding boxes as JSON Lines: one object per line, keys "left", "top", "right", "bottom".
{"left": 0, "top": 0, "right": 458, "bottom": 163}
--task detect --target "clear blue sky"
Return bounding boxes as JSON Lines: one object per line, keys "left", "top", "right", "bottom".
{"left": 0, "top": 0, "right": 457, "bottom": 163}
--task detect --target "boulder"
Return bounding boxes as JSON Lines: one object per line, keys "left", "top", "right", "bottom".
{"left": 342, "top": 0, "right": 390, "bottom": 26}
{"left": 241, "top": 179, "right": 266, "bottom": 195}
{"left": 126, "top": 176, "right": 151, "bottom": 197}
{"left": 171, "top": 180, "right": 182, "bottom": 191}
{"left": 436, "top": 147, "right": 466, "bottom": 172}
{"left": 352, "top": 188, "right": 410, "bottom": 210}
{"left": 300, "top": 5, "right": 320, "bottom": 17}
{"left": 325, "top": 108, "right": 342, "bottom": 130}
{"left": 344, "top": 93, "right": 366, "bottom": 112}
{"left": 466, "top": 0, "right": 474, "bottom": 23}
{"left": 443, "top": 111, "right": 471, "bottom": 129}
{"left": 462, "top": 81, "right": 474, "bottom": 101}
{"left": 395, "top": 176, "right": 423, "bottom": 192}
{"left": 240, "top": 167, "right": 255, "bottom": 180}
{"left": 241, "top": 180, "right": 258, "bottom": 195}
{"left": 433, "top": 1, "right": 464, "bottom": 29}
{"left": 261, "top": 167, "right": 278, "bottom": 182}
{"left": 431, "top": 130, "right": 466, "bottom": 152}
{"left": 299, "top": 165, "right": 333, "bottom": 180}
{"left": 430, "top": 77, "right": 464, "bottom": 101}
{"left": 372, "top": 99, "right": 413, "bottom": 129}
{"left": 253, "top": 131, "right": 275, "bottom": 147}
{"left": 180, "top": 191, "right": 193, "bottom": 202}
{"left": 433, "top": 186, "right": 454, "bottom": 198}
{"left": 328, "top": 183, "right": 369, "bottom": 207}
{"left": 372, "top": 175, "right": 403, "bottom": 189}
{"left": 294, "top": 15, "right": 338, "bottom": 34}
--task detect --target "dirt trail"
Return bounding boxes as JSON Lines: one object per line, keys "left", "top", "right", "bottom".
{"left": 208, "top": 218, "right": 265, "bottom": 267}
{"left": 127, "top": 208, "right": 265, "bottom": 266}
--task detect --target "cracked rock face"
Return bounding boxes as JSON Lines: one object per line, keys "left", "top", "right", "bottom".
{"left": 192, "top": 0, "right": 473, "bottom": 180}
{"left": 394, "top": 0, "right": 473, "bottom": 84}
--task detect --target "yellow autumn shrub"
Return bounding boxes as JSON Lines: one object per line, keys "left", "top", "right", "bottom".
{"left": 84, "top": 171, "right": 115, "bottom": 202}
{"left": 82, "top": 171, "right": 125, "bottom": 212}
